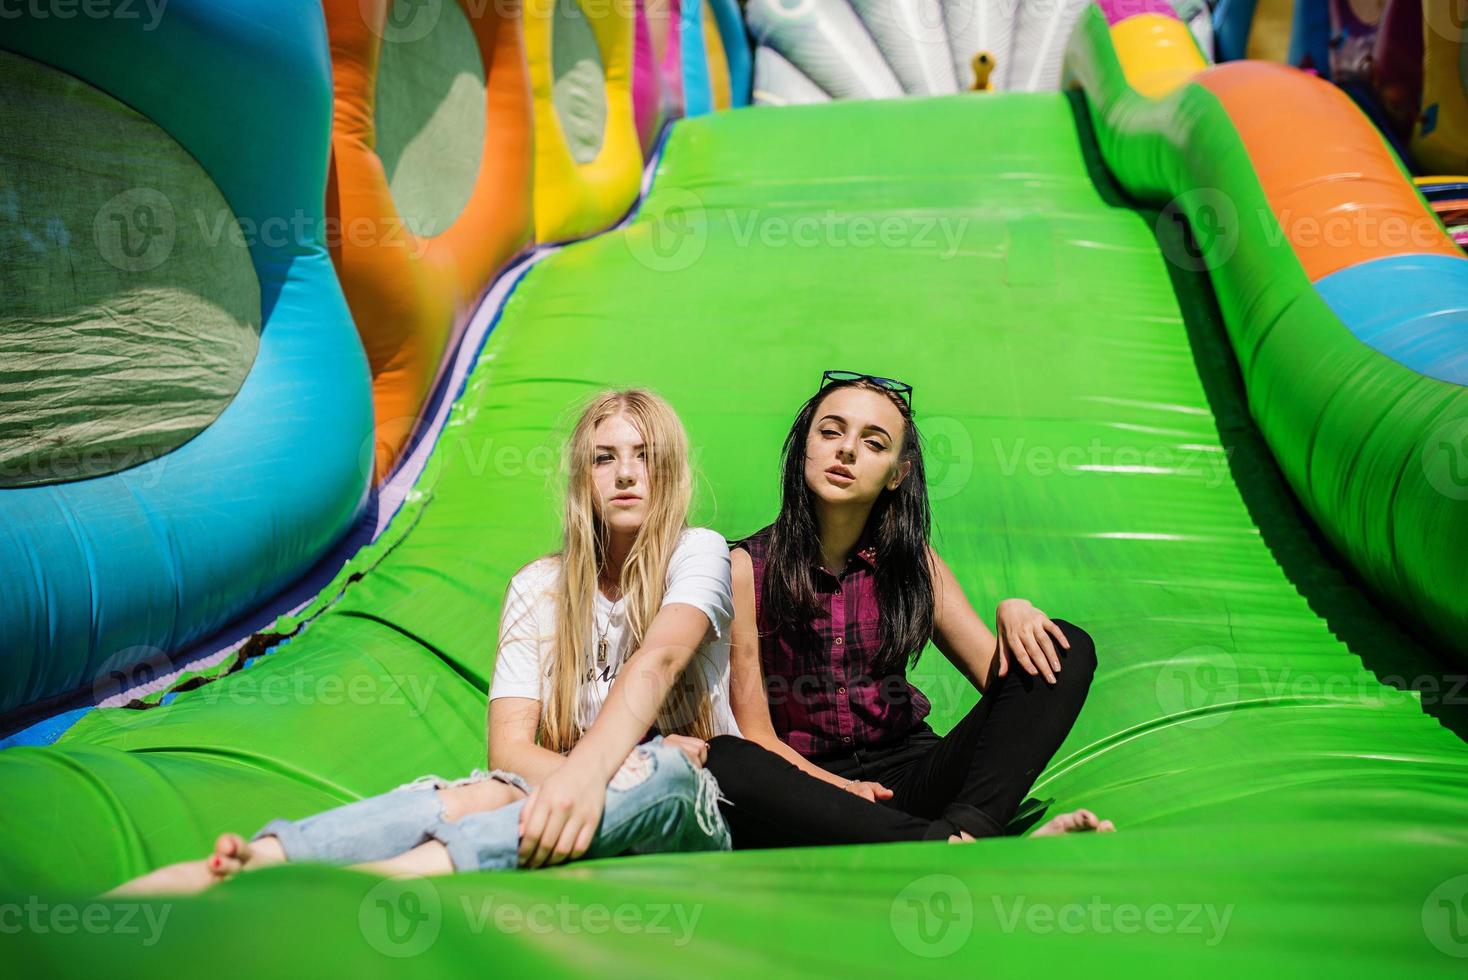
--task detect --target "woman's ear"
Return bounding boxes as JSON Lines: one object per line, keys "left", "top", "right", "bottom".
{"left": 887, "top": 459, "right": 913, "bottom": 491}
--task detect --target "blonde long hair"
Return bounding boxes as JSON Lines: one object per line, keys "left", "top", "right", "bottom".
{"left": 536, "top": 389, "right": 714, "bottom": 753}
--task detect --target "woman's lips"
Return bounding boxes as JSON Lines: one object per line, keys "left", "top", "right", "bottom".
{"left": 824, "top": 467, "right": 855, "bottom": 486}
{"left": 610, "top": 495, "right": 642, "bottom": 506}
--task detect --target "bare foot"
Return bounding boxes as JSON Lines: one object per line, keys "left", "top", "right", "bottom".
{"left": 1030, "top": 808, "right": 1116, "bottom": 837}
{"left": 947, "top": 830, "right": 977, "bottom": 844}
{"left": 105, "top": 833, "right": 288, "bottom": 897}
{"left": 207, "top": 833, "right": 287, "bottom": 880}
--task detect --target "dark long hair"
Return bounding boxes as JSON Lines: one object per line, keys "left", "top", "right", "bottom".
{"left": 763, "top": 380, "right": 935, "bottom": 676}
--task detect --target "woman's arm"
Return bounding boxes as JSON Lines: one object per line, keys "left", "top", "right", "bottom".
{"left": 487, "top": 696, "right": 565, "bottom": 786}
{"left": 728, "top": 550, "right": 889, "bottom": 801}
{"left": 517, "top": 600, "right": 717, "bottom": 868}
{"left": 929, "top": 547, "right": 1068, "bottom": 693}
{"left": 929, "top": 547, "right": 1001, "bottom": 694}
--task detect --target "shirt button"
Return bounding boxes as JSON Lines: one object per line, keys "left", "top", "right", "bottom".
{"left": 842, "top": 736, "right": 851, "bottom": 743}
{"left": 838, "top": 687, "right": 846, "bottom": 695}
{"left": 834, "top": 589, "right": 842, "bottom": 597}
{"left": 834, "top": 637, "right": 843, "bottom": 645}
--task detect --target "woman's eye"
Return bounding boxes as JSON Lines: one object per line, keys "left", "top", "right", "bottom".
{"left": 595, "top": 454, "right": 613, "bottom": 464}
{"left": 819, "top": 429, "right": 839, "bottom": 438}
{"left": 866, "top": 440, "right": 885, "bottom": 452}
{"left": 637, "top": 451, "right": 646, "bottom": 460}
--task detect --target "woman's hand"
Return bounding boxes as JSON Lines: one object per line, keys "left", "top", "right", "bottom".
{"left": 517, "top": 757, "right": 606, "bottom": 868}
{"left": 994, "top": 598, "right": 1070, "bottom": 685}
{"left": 842, "top": 779, "right": 894, "bottom": 803}
{"left": 661, "top": 734, "right": 709, "bottom": 768}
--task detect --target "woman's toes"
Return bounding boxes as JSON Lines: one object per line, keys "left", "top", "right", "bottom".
{"left": 1032, "top": 808, "right": 1112, "bottom": 837}
{"left": 209, "top": 834, "right": 248, "bottom": 877}
{"left": 206, "top": 853, "right": 237, "bottom": 878}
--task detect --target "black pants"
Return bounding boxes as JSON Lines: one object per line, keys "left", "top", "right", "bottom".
{"left": 705, "top": 619, "right": 1096, "bottom": 846}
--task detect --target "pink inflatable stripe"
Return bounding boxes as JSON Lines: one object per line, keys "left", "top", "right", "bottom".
{"left": 1096, "top": 0, "right": 1178, "bottom": 26}
{"left": 633, "top": 0, "right": 661, "bottom": 150}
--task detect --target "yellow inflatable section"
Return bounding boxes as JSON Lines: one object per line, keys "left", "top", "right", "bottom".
{"left": 526, "top": 0, "right": 644, "bottom": 241}
{"left": 1109, "top": 13, "right": 1209, "bottom": 98}
{"left": 1412, "top": 7, "right": 1468, "bottom": 174}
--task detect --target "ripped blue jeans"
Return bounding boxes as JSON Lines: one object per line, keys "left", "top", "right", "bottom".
{"left": 250, "top": 736, "right": 730, "bottom": 872}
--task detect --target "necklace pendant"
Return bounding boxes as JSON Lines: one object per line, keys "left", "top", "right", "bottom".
{"left": 597, "top": 638, "right": 608, "bottom": 669}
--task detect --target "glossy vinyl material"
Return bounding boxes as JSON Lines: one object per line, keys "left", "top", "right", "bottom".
{"left": 525, "top": 0, "right": 643, "bottom": 241}
{"left": 1067, "top": 5, "right": 1468, "bottom": 669}
{"left": 0, "top": 1, "right": 373, "bottom": 720}
{"left": 1315, "top": 254, "right": 1468, "bottom": 386}
{"left": 323, "top": 0, "right": 535, "bottom": 484}
{"left": 4, "top": 84, "right": 1467, "bottom": 974}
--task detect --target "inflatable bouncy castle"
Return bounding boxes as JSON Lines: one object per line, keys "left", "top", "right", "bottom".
{"left": 2, "top": 1, "right": 1467, "bottom": 975}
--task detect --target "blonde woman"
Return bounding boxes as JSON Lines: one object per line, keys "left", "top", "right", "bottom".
{"left": 112, "top": 389, "right": 737, "bottom": 894}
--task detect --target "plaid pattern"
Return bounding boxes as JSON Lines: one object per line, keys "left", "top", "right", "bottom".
{"left": 734, "top": 524, "right": 931, "bottom": 758}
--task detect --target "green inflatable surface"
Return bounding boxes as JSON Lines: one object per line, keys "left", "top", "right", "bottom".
{"left": 4, "top": 93, "right": 1467, "bottom": 976}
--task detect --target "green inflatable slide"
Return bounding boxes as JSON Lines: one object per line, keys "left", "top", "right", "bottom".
{"left": 4, "top": 4, "right": 1468, "bottom": 977}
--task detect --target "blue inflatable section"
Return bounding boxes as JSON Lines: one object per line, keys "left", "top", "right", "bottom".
{"left": 1316, "top": 254, "right": 1468, "bottom": 386}
{"left": 1287, "top": 0, "right": 1330, "bottom": 78}
{"left": 1212, "top": 0, "right": 1256, "bottom": 62}
{"left": 681, "top": 0, "right": 714, "bottom": 116}
{"left": 0, "top": 0, "right": 373, "bottom": 721}
{"left": 708, "top": 0, "right": 752, "bottom": 107}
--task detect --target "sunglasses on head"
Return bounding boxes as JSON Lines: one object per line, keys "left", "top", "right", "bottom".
{"left": 819, "top": 370, "right": 914, "bottom": 412}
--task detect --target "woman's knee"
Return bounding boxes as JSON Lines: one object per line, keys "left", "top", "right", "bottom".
{"left": 436, "top": 779, "right": 520, "bottom": 823}
{"left": 702, "top": 735, "right": 765, "bottom": 794}
{"left": 622, "top": 740, "right": 700, "bottom": 798}
{"left": 1050, "top": 619, "right": 1097, "bottom": 682}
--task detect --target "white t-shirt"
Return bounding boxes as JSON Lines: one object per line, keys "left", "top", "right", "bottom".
{"left": 488, "top": 527, "right": 741, "bottom": 738}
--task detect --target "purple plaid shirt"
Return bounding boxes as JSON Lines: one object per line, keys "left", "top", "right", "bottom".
{"left": 733, "top": 524, "right": 931, "bottom": 759}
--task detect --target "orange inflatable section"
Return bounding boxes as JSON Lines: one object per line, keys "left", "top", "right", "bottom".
{"left": 324, "top": 0, "right": 534, "bottom": 483}
{"left": 1198, "top": 62, "right": 1460, "bottom": 282}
